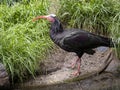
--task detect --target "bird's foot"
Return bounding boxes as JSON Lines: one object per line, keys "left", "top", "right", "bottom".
{"left": 69, "top": 57, "right": 80, "bottom": 69}
{"left": 71, "top": 58, "right": 81, "bottom": 76}
{"left": 71, "top": 71, "right": 81, "bottom": 76}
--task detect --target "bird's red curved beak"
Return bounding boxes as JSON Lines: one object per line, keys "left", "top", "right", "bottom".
{"left": 32, "top": 15, "right": 54, "bottom": 22}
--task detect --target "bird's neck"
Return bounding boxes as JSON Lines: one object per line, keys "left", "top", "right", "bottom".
{"left": 50, "top": 18, "right": 63, "bottom": 34}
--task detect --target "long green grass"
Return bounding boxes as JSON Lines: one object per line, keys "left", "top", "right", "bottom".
{"left": 0, "top": 0, "right": 53, "bottom": 82}
{"left": 58, "top": 0, "right": 120, "bottom": 58}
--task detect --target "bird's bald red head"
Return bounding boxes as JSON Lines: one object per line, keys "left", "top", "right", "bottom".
{"left": 32, "top": 14, "right": 56, "bottom": 22}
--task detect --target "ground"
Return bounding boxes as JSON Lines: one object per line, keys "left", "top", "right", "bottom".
{"left": 15, "top": 46, "right": 120, "bottom": 90}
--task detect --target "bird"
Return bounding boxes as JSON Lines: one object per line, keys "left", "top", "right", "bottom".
{"left": 32, "top": 14, "right": 114, "bottom": 76}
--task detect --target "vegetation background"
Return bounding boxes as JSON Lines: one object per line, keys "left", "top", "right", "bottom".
{"left": 0, "top": 0, "right": 53, "bottom": 82}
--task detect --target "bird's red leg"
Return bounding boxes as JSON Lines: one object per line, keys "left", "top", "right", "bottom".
{"left": 71, "top": 58, "right": 81, "bottom": 76}
{"left": 70, "top": 57, "right": 79, "bottom": 68}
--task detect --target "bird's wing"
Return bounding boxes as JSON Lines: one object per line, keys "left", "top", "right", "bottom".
{"left": 63, "top": 31, "right": 100, "bottom": 49}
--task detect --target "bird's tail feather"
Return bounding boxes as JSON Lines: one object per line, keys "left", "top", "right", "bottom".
{"left": 99, "top": 36, "right": 114, "bottom": 47}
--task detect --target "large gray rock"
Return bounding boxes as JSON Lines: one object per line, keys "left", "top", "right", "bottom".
{"left": 0, "top": 63, "right": 10, "bottom": 88}
{"left": 15, "top": 47, "right": 120, "bottom": 90}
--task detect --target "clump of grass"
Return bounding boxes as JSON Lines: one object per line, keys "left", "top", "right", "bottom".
{"left": 110, "top": 12, "right": 120, "bottom": 58}
{"left": 0, "top": 0, "right": 33, "bottom": 6}
{"left": 0, "top": 0, "right": 53, "bottom": 82}
{"left": 58, "top": 0, "right": 120, "bottom": 58}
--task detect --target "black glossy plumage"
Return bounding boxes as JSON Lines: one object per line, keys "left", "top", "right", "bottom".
{"left": 49, "top": 17, "right": 113, "bottom": 58}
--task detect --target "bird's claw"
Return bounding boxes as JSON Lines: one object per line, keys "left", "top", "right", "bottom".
{"left": 69, "top": 58, "right": 80, "bottom": 69}
{"left": 71, "top": 71, "right": 81, "bottom": 76}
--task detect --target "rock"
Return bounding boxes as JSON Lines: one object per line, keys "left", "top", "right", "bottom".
{"left": 105, "top": 51, "right": 120, "bottom": 73}
{"left": 0, "top": 63, "right": 10, "bottom": 89}
{"left": 17, "top": 47, "right": 115, "bottom": 86}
